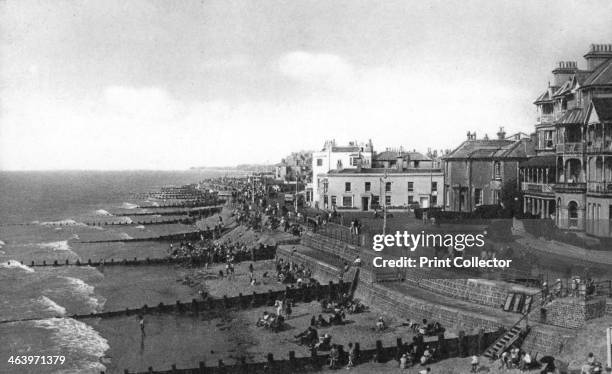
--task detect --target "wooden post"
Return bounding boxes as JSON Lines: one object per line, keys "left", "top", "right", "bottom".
{"left": 458, "top": 330, "right": 466, "bottom": 357}
{"left": 396, "top": 337, "right": 403, "bottom": 361}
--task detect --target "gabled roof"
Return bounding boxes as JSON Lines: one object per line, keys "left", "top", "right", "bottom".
{"left": 534, "top": 86, "right": 558, "bottom": 104}
{"left": 590, "top": 97, "right": 612, "bottom": 122}
{"left": 582, "top": 58, "right": 612, "bottom": 87}
{"left": 444, "top": 139, "right": 530, "bottom": 160}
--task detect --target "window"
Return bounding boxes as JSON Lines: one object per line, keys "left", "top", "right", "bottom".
{"left": 337, "top": 160, "right": 343, "bottom": 169}
{"left": 544, "top": 131, "right": 553, "bottom": 148}
{"left": 493, "top": 190, "right": 501, "bottom": 204}
{"left": 342, "top": 196, "right": 352, "bottom": 207}
{"left": 431, "top": 195, "right": 437, "bottom": 206}
{"left": 331, "top": 196, "right": 337, "bottom": 206}
{"left": 385, "top": 182, "right": 391, "bottom": 192}
{"left": 474, "top": 188, "right": 483, "bottom": 205}
{"left": 323, "top": 195, "right": 328, "bottom": 206}
{"left": 371, "top": 195, "right": 380, "bottom": 207}
{"left": 365, "top": 182, "right": 371, "bottom": 192}
{"left": 317, "top": 158, "right": 323, "bottom": 166}
{"left": 385, "top": 196, "right": 391, "bottom": 205}
{"left": 493, "top": 162, "right": 501, "bottom": 179}
{"left": 414, "top": 161, "right": 420, "bottom": 168}
{"left": 350, "top": 157, "right": 359, "bottom": 166}
{"left": 431, "top": 182, "right": 437, "bottom": 192}
{"left": 345, "top": 182, "right": 351, "bottom": 192}
{"left": 408, "top": 196, "right": 414, "bottom": 203}
{"left": 407, "top": 182, "right": 414, "bottom": 192}
{"left": 323, "top": 180, "right": 328, "bottom": 193}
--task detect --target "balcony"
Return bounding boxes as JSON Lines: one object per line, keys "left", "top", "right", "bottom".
{"left": 521, "top": 182, "right": 554, "bottom": 194}
{"left": 587, "top": 140, "right": 612, "bottom": 153}
{"left": 556, "top": 142, "right": 584, "bottom": 153}
{"left": 536, "top": 114, "right": 555, "bottom": 124}
{"left": 587, "top": 181, "right": 612, "bottom": 194}
{"left": 554, "top": 183, "right": 586, "bottom": 193}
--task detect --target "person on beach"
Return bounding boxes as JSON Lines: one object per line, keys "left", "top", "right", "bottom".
{"left": 139, "top": 315, "right": 145, "bottom": 336}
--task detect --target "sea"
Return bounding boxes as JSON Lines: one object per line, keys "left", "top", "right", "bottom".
{"left": 0, "top": 170, "right": 233, "bottom": 374}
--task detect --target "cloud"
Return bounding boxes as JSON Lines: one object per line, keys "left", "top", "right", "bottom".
{"left": 278, "top": 51, "right": 355, "bottom": 90}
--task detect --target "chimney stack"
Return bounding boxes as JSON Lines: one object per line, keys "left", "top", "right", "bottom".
{"left": 497, "top": 126, "right": 506, "bottom": 140}
{"left": 584, "top": 44, "right": 612, "bottom": 71}
{"left": 551, "top": 61, "right": 578, "bottom": 86}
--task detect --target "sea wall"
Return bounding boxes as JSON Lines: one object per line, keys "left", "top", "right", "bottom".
{"left": 533, "top": 297, "right": 608, "bottom": 329}
{"left": 404, "top": 273, "right": 539, "bottom": 309}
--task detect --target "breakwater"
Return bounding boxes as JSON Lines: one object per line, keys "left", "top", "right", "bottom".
{"left": 113, "top": 206, "right": 223, "bottom": 217}
{"left": 110, "top": 326, "right": 502, "bottom": 374}
{"left": 0, "top": 281, "right": 350, "bottom": 325}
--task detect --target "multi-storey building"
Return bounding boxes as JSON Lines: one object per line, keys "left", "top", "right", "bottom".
{"left": 520, "top": 44, "right": 612, "bottom": 236}
{"left": 443, "top": 129, "right": 532, "bottom": 212}
{"left": 316, "top": 151, "right": 443, "bottom": 210}
{"left": 311, "top": 140, "right": 374, "bottom": 206}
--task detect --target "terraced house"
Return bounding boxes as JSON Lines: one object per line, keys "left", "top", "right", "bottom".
{"left": 520, "top": 43, "right": 612, "bottom": 237}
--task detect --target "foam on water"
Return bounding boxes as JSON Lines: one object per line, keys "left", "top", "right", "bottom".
{"left": 94, "top": 209, "right": 113, "bottom": 216}
{"left": 135, "top": 225, "right": 145, "bottom": 230}
{"left": 0, "top": 260, "right": 35, "bottom": 273}
{"left": 0, "top": 239, "right": 5, "bottom": 248}
{"left": 33, "top": 317, "right": 109, "bottom": 373}
{"left": 118, "top": 232, "right": 134, "bottom": 240}
{"left": 120, "top": 202, "right": 138, "bottom": 209}
{"left": 117, "top": 217, "right": 133, "bottom": 224}
{"left": 38, "top": 296, "right": 67, "bottom": 316}
{"left": 38, "top": 240, "right": 72, "bottom": 251}
{"left": 60, "top": 276, "right": 106, "bottom": 311}
{"left": 38, "top": 219, "right": 87, "bottom": 227}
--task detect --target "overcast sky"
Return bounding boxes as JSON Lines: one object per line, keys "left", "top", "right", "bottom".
{"left": 1, "top": 0, "right": 612, "bottom": 170}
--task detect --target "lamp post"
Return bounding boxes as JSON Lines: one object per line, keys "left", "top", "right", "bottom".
{"left": 380, "top": 171, "right": 389, "bottom": 235}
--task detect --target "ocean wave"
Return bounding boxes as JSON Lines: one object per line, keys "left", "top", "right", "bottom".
{"left": 118, "top": 232, "right": 133, "bottom": 240}
{"left": 0, "top": 260, "right": 35, "bottom": 273}
{"left": 0, "top": 239, "right": 5, "bottom": 248}
{"left": 120, "top": 202, "right": 138, "bottom": 209}
{"left": 135, "top": 225, "right": 145, "bottom": 229}
{"left": 117, "top": 217, "right": 133, "bottom": 224}
{"left": 38, "top": 296, "right": 67, "bottom": 316}
{"left": 94, "top": 209, "right": 113, "bottom": 217}
{"left": 38, "top": 219, "right": 87, "bottom": 227}
{"left": 60, "top": 276, "right": 106, "bottom": 312}
{"left": 33, "top": 317, "right": 109, "bottom": 372}
{"left": 38, "top": 240, "right": 71, "bottom": 251}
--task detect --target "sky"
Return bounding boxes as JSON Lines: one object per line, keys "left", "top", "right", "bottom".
{"left": 1, "top": 0, "right": 612, "bottom": 170}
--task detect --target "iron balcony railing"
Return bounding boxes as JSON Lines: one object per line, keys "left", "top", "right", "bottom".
{"left": 556, "top": 142, "right": 584, "bottom": 153}
{"left": 521, "top": 182, "right": 554, "bottom": 193}
{"left": 587, "top": 181, "right": 612, "bottom": 193}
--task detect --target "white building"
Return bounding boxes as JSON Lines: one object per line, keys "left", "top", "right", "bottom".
{"left": 311, "top": 139, "right": 374, "bottom": 206}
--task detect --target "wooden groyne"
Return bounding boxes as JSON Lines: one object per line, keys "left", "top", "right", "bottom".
{"left": 113, "top": 206, "right": 223, "bottom": 217}
{"left": 78, "top": 230, "right": 210, "bottom": 244}
{"left": 83, "top": 217, "right": 197, "bottom": 227}
{"left": 15, "top": 246, "right": 276, "bottom": 268}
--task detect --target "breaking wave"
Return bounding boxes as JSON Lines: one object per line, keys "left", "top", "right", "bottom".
{"left": 38, "top": 240, "right": 71, "bottom": 251}
{"left": 33, "top": 317, "right": 109, "bottom": 373}
{"left": 135, "top": 225, "right": 145, "bottom": 229}
{"left": 0, "top": 260, "right": 35, "bottom": 273}
{"left": 38, "top": 296, "right": 67, "bottom": 316}
{"left": 94, "top": 209, "right": 113, "bottom": 216}
{"left": 38, "top": 219, "right": 87, "bottom": 227}
{"left": 117, "top": 217, "right": 133, "bottom": 224}
{"left": 0, "top": 239, "right": 5, "bottom": 248}
{"left": 60, "top": 276, "right": 106, "bottom": 312}
{"left": 118, "top": 232, "right": 133, "bottom": 240}
{"left": 120, "top": 202, "right": 138, "bottom": 209}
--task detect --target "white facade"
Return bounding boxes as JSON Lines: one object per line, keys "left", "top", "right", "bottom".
{"left": 316, "top": 170, "right": 444, "bottom": 210}
{"left": 311, "top": 140, "right": 374, "bottom": 205}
